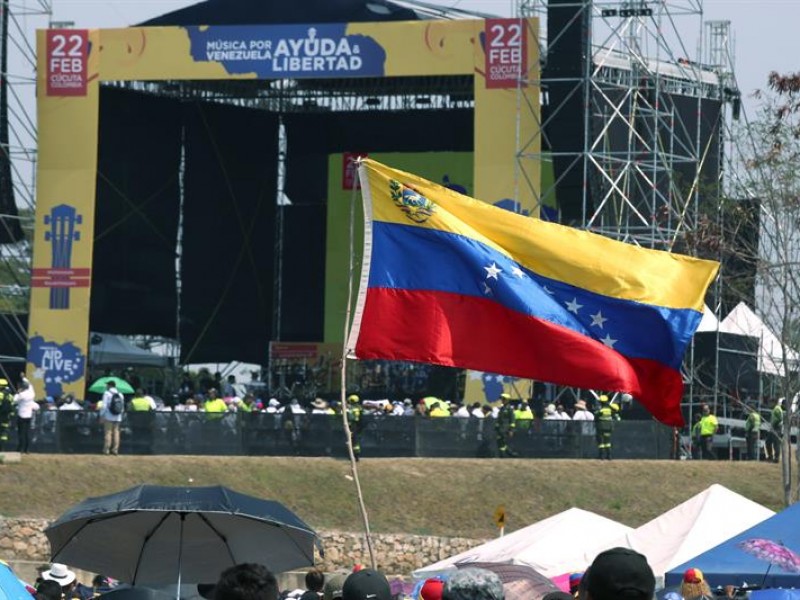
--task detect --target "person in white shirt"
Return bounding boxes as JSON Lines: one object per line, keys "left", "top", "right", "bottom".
{"left": 58, "top": 394, "right": 83, "bottom": 411}
{"left": 454, "top": 404, "right": 471, "bottom": 418}
{"left": 98, "top": 380, "right": 123, "bottom": 455}
{"left": 470, "top": 402, "right": 485, "bottom": 419}
{"left": 13, "top": 376, "right": 38, "bottom": 453}
{"left": 543, "top": 404, "right": 560, "bottom": 420}
{"left": 572, "top": 399, "right": 595, "bottom": 421}
{"left": 556, "top": 404, "right": 572, "bottom": 420}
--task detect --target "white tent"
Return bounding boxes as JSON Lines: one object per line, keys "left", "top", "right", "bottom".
{"left": 563, "top": 484, "right": 774, "bottom": 582}
{"left": 719, "top": 302, "right": 800, "bottom": 376}
{"left": 412, "top": 507, "right": 632, "bottom": 580}
{"left": 89, "top": 332, "right": 170, "bottom": 368}
{"left": 696, "top": 304, "right": 720, "bottom": 333}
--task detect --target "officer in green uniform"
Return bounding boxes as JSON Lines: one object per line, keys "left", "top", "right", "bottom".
{"left": 514, "top": 401, "right": 534, "bottom": 432}
{"left": 347, "top": 394, "right": 363, "bottom": 461}
{"left": 495, "top": 393, "right": 518, "bottom": 457}
{"left": 766, "top": 398, "right": 784, "bottom": 463}
{"left": 594, "top": 394, "right": 620, "bottom": 460}
{"left": 0, "top": 378, "right": 13, "bottom": 451}
{"left": 744, "top": 404, "right": 762, "bottom": 461}
{"left": 698, "top": 404, "right": 719, "bottom": 460}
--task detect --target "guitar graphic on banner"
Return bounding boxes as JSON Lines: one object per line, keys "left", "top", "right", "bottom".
{"left": 31, "top": 204, "right": 90, "bottom": 309}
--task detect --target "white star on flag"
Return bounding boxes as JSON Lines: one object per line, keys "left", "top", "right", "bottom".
{"left": 484, "top": 263, "right": 502, "bottom": 280}
{"left": 590, "top": 311, "right": 608, "bottom": 328}
{"left": 601, "top": 334, "right": 618, "bottom": 348}
{"left": 543, "top": 286, "right": 555, "bottom": 295}
{"left": 511, "top": 266, "right": 525, "bottom": 278}
{"left": 482, "top": 282, "right": 493, "bottom": 295}
{"left": 565, "top": 298, "right": 583, "bottom": 314}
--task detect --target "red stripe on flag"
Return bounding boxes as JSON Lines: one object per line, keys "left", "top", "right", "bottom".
{"left": 354, "top": 288, "right": 684, "bottom": 426}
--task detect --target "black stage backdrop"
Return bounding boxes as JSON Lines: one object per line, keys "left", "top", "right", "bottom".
{"left": 91, "top": 87, "right": 182, "bottom": 337}
{"left": 281, "top": 109, "right": 474, "bottom": 342}
{"left": 179, "top": 101, "right": 278, "bottom": 364}
{"left": 90, "top": 91, "right": 472, "bottom": 362}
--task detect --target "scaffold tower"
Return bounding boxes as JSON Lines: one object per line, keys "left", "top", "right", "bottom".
{"left": 515, "top": 0, "right": 734, "bottom": 254}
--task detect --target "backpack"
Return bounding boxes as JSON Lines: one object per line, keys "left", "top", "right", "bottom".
{"left": 108, "top": 392, "right": 124, "bottom": 416}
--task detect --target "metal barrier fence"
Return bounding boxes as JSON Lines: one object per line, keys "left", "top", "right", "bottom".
{"left": 12, "top": 411, "right": 674, "bottom": 459}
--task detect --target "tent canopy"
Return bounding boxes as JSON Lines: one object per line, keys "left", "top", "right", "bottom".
{"left": 567, "top": 485, "right": 774, "bottom": 581}
{"left": 719, "top": 302, "right": 799, "bottom": 376}
{"left": 89, "top": 333, "right": 169, "bottom": 368}
{"left": 665, "top": 500, "right": 800, "bottom": 588}
{"left": 413, "top": 507, "right": 632, "bottom": 580}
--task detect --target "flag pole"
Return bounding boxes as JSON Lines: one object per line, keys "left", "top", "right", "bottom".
{"left": 340, "top": 156, "right": 377, "bottom": 569}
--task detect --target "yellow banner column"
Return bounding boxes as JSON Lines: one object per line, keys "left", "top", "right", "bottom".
{"left": 27, "top": 29, "right": 100, "bottom": 400}
{"left": 467, "top": 17, "right": 539, "bottom": 405}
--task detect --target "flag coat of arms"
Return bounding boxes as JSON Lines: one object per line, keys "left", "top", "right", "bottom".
{"left": 346, "top": 159, "right": 719, "bottom": 426}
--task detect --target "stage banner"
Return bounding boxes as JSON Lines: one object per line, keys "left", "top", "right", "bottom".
{"left": 268, "top": 341, "right": 341, "bottom": 393}
{"left": 473, "top": 17, "right": 539, "bottom": 217}
{"left": 97, "top": 21, "right": 484, "bottom": 82}
{"left": 324, "top": 152, "right": 473, "bottom": 344}
{"left": 28, "top": 29, "right": 101, "bottom": 400}
{"left": 463, "top": 372, "right": 534, "bottom": 405}
{"left": 467, "top": 18, "right": 539, "bottom": 402}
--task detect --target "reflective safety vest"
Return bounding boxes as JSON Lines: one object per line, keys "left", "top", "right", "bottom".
{"left": 129, "top": 396, "right": 152, "bottom": 411}
{"left": 745, "top": 411, "right": 761, "bottom": 433}
{"left": 514, "top": 407, "right": 534, "bottom": 428}
{"left": 699, "top": 414, "right": 718, "bottom": 436}
{"left": 204, "top": 398, "right": 227, "bottom": 413}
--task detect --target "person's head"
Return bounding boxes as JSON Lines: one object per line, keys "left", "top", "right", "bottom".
{"left": 500, "top": 393, "right": 511, "bottom": 405}
{"left": 342, "top": 569, "right": 391, "bottom": 600}
{"left": 323, "top": 573, "right": 348, "bottom": 600}
{"left": 41, "top": 563, "right": 77, "bottom": 593}
{"left": 106, "top": 380, "right": 116, "bottom": 389}
{"left": 442, "top": 568, "right": 504, "bottom": 600}
{"left": 680, "top": 568, "right": 712, "bottom": 600}
{"left": 585, "top": 548, "right": 655, "bottom": 600}
{"left": 568, "top": 573, "right": 584, "bottom": 596}
{"left": 420, "top": 579, "right": 445, "bottom": 600}
{"left": 213, "top": 563, "right": 278, "bottom": 600}
{"left": 702, "top": 405, "right": 710, "bottom": 415}
{"left": 598, "top": 395, "right": 609, "bottom": 404}
{"left": 35, "top": 580, "right": 62, "bottom": 600}
{"left": 306, "top": 569, "right": 325, "bottom": 593}
{"left": 348, "top": 394, "right": 361, "bottom": 404}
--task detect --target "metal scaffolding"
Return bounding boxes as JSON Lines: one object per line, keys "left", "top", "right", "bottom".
{"left": 0, "top": 0, "right": 51, "bottom": 367}
{"left": 515, "top": 0, "right": 734, "bottom": 253}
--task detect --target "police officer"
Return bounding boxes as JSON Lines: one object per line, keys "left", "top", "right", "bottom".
{"left": 346, "top": 394, "right": 363, "bottom": 461}
{"left": 594, "top": 394, "right": 620, "bottom": 460}
{"left": 744, "top": 403, "right": 762, "bottom": 461}
{"left": 766, "top": 398, "right": 784, "bottom": 463}
{"left": 495, "top": 393, "right": 518, "bottom": 457}
{"left": 0, "top": 378, "right": 13, "bottom": 451}
{"left": 698, "top": 404, "right": 718, "bottom": 460}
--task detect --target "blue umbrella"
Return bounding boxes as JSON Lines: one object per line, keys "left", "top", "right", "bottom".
{"left": 0, "top": 562, "right": 31, "bottom": 600}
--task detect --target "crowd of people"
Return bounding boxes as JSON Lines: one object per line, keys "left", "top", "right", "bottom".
{"left": 28, "top": 548, "right": 745, "bottom": 600}
{"left": 26, "top": 548, "right": 664, "bottom": 600}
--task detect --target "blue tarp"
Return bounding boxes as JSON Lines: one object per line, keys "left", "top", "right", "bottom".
{"left": 0, "top": 562, "right": 31, "bottom": 600}
{"left": 666, "top": 502, "right": 800, "bottom": 588}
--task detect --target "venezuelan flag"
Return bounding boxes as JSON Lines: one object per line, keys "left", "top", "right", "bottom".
{"left": 346, "top": 159, "right": 719, "bottom": 426}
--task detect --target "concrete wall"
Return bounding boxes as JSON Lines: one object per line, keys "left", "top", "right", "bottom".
{"left": 1, "top": 517, "right": 486, "bottom": 583}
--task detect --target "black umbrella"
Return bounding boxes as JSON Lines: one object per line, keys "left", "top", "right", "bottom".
{"left": 46, "top": 485, "right": 320, "bottom": 586}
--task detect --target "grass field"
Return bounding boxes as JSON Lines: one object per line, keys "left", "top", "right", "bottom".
{"left": 0, "top": 455, "right": 785, "bottom": 539}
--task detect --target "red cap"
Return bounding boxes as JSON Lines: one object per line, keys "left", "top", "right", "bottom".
{"left": 419, "top": 579, "right": 444, "bottom": 600}
{"left": 683, "top": 568, "right": 704, "bottom": 584}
